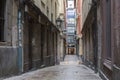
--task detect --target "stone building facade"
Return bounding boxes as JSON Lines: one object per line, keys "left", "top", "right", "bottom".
{"left": 34, "top": 0, "right": 59, "bottom": 24}
{"left": 111, "top": 0, "right": 120, "bottom": 79}
{"left": 82, "top": 0, "right": 97, "bottom": 71}
{"left": 76, "top": 0, "right": 82, "bottom": 57}
{"left": 98, "top": 0, "right": 120, "bottom": 80}
{"left": 82, "top": 0, "right": 120, "bottom": 80}
{"left": 22, "top": 0, "right": 62, "bottom": 71}
{"left": 0, "top": 0, "right": 64, "bottom": 78}
{"left": 0, "top": 0, "right": 18, "bottom": 77}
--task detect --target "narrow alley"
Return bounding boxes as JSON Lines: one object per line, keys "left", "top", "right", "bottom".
{"left": 0, "top": 0, "right": 120, "bottom": 80}
{"left": 4, "top": 55, "right": 101, "bottom": 80}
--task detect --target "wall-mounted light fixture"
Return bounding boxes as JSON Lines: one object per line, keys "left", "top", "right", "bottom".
{"left": 56, "top": 17, "right": 62, "bottom": 28}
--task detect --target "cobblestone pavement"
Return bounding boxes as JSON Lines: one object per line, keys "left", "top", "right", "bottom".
{"left": 4, "top": 55, "right": 102, "bottom": 80}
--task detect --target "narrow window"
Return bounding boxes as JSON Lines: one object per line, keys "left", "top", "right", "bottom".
{"left": 55, "top": 3, "right": 57, "bottom": 19}
{"left": 51, "top": 13, "right": 53, "bottom": 22}
{"left": 0, "top": 0, "right": 6, "bottom": 42}
{"left": 47, "top": 7, "right": 49, "bottom": 17}
{"left": 41, "top": 1, "right": 45, "bottom": 13}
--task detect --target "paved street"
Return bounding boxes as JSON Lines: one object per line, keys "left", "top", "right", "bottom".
{"left": 4, "top": 55, "right": 102, "bottom": 80}
{"left": 60, "top": 55, "right": 82, "bottom": 65}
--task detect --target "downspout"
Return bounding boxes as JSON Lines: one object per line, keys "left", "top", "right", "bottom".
{"left": 17, "top": 0, "right": 23, "bottom": 73}
{"left": 92, "top": 0, "right": 98, "bottom": 73}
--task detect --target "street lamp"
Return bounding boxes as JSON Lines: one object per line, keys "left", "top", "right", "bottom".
{"left": 56, "top": 18, "right": 62, "bottom": 28}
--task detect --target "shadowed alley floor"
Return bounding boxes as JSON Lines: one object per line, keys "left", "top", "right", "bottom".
{"left": 4, "top": 55, "right": 102, "bottom": 80}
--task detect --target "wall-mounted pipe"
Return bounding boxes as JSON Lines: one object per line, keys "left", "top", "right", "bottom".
{"left": 17, "top": 0, "right": 23, "bottom": 73}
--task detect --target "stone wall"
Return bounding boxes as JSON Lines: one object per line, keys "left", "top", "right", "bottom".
{"left": 82, "top": 0, "right": 92, "bottom": 27}
{"left": 97, "top": 0, "right": 120, "bottom": 80}
{"left": 82, "top": 6, "right": 95, "bottom": 70}
{"left": 34, "top": 0, "right": 61, "bottom": 24}
{"left": 0, "top": 47, "right": 18, "bottom": 77}
{"left": 0, "top": 0, "right": 19, "bottom": 77}
{"left": 111, "top": 0, "right": 120, "bottom": 79}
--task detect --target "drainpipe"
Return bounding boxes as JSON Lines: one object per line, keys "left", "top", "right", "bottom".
{"left": 92, "top": 0, "right": 98, "bottom": 73}
{"left": 17, "top": 0, "right": 24, "bottom": 73}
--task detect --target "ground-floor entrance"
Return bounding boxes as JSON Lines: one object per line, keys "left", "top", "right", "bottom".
{"left": 67, "top": 47, "right": 76, "bottom": 55}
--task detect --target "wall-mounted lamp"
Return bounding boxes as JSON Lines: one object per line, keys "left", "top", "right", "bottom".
{"left": 56, "top": 18, "right": 62, "bottom": 28}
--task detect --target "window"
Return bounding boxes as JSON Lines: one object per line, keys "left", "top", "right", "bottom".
{"left": 41, "top": 1, "right": 45, "bottom": 13}
{"left": 51, "top": 0, "right": 53, "bottom": 9}
{"left": 67, "top": 27, "right": 75, "bottom": 30}
{"left": 55, "top": 3, "right": 57, "bottom": 19}
{"left": 47, "top": 7, "right": 49, "bottom": 17}
{"left": 67, "top": 27, "right": 75, "bottom": 34}
{"left": 106, "top": 0, "right": 111, "bottom": 59}
{"left": 51, "top": 13, "right": 53, "bottom": 22}
{"left": 0, "top": 0, "right": 6, "bottom": 41}
{"left": 67, "top": 35, "right": 74, "bottom": 43}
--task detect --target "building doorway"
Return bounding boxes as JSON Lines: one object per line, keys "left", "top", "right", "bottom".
{"left": 28, "top": 20, "right": 34, "bottom": 70}
{"left": 68, "top": 47, "right": 75, "bottom": 55}
{"left": 41, "top": 25, "right": 45, "bottom": 65}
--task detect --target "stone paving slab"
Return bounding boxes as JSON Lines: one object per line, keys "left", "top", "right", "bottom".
{"left": 4, "top": 55, "right": 102, "bottom": 80}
